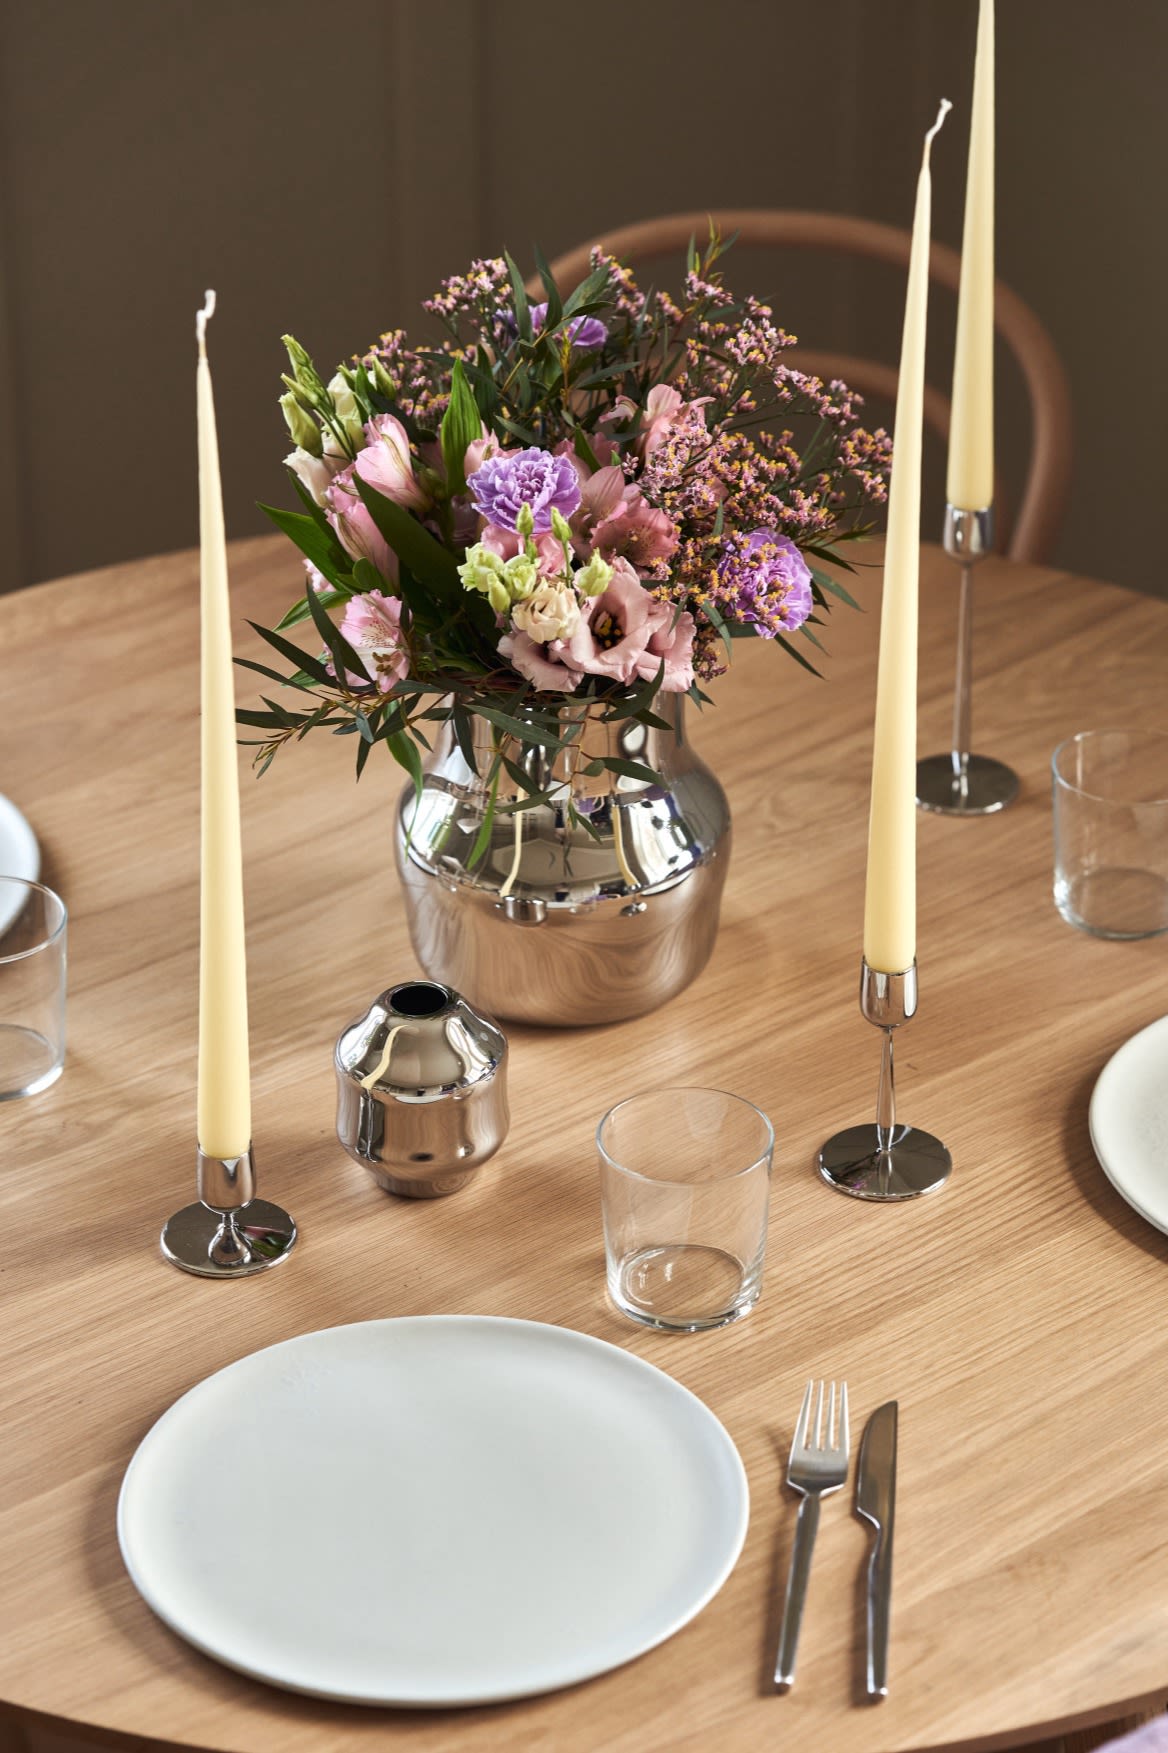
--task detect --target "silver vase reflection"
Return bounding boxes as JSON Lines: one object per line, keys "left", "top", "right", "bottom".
{"left": 394, "top": 698, "right": 731, "bottom": 1026}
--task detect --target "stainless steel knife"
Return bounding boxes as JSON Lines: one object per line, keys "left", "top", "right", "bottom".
{"left": 856, "top": 1400, "right": 898, "bottom": 1699}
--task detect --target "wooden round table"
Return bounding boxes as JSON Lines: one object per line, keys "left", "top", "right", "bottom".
{"left": 2, "top": 538, "right": 1166, "bottom": 1753}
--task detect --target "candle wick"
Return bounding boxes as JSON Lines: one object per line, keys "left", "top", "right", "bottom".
{"left": 196, "top": 289, "right": 217, "bottom": 354}
{"left": 923, "top": 97, "right": 953, "bottom": 163}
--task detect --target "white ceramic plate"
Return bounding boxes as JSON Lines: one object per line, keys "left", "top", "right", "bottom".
{"left": 117, "top": 1316, "right": 749, "bottom": 1707}
{"left": 0, "top": 794, "right": 39, "bottom": 937}
{"left": 1089, "top": 1013, "right": 1168, "bottom": 1236}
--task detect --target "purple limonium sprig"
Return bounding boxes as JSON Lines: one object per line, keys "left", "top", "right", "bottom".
{"left": 529, "top": 302, "right": 607, "bottom": 351}
{"left": 711, "top": 529, "right": 814, "bottom": 636}
{"left": 467, "top": 446, "right": 582, "bottom": 533}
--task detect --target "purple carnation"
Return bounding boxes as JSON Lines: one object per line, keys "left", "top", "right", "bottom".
{"left": 467, "top": 446, "right": 582, "bottom": 533}
{"left": 711, "top": 529, "right": 813, "bottom": 636}
{"left": 530, "top": 303, "right": 608, "bottom": 351}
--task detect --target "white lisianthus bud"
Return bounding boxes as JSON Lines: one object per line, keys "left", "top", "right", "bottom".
{"left": 574, "top": 553, "right": 613, "bottom": 598}
{"left": 328, "top": 372, "right": 367, "bottom": 449}
{"left": 511, "top": 581, "right": 582, "bottom": 643}
{"left": 458, "top": 542, "right": 510, "bottom": 616}
{"left": 503, "top": 554, "right": 540, "bottom": 601}
{"left": 284, "top": 446, "right": 343, "bottom": 507}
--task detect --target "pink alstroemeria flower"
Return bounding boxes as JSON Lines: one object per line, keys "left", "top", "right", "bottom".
{"left": 464, "top": 427, "right": 508, "bottom": 479}
{"left": 338, "top": 589, "right": 409, "bottom": 693}
{"left": 354, "top": 413, "right": 429, "bottom": 513}
{"left": 324, "top": 467, "right": 399, "bottom": 584}
{"left": 497, "top": 630, "right": 583, "bottom": 693}
{"left": 634, "top": 384, "right": 712, "bottom": 460}
{"left": 571, "top": 466, "right": 679, "bottom": 571}
{"left": 480, "top": 522, "right": 566, "bottom": 576}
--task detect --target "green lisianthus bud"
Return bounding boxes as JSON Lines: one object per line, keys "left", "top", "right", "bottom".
{"left": 281, "top": 335, "right": 330, "bottom": 410}
{"left": 371, "top": 358, "right": 397, "bottom": 400}
{"left": 516, "top": 502, "right": 535, "bottom": 539}
{"left": 279, "top": 391, "right": 322, "bottom": 456}
{"left": 458, "top": 543, "right": 510, "bottom": 614}
{"left": 575, "top": 553, "right": 613, "bottom": 598}
{"left": 503, "top": 554, "right": 539, "bottom": 601}
{"left": 550, "top": 508, "right": 573, "bottom": 546}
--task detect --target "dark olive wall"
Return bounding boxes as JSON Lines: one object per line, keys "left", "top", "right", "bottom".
{"left": 0, "top": 0, "right": 1163, "bottom": 593}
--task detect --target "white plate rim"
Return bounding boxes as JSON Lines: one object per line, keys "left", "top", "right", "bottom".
{"left": 1089, "top": 1012, "right": 1168, "bottom": 1237}
{"left": 116, "top": 1314, "right": 750, "bottom": 1707}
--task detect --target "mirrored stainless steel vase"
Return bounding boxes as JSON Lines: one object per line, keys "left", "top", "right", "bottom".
{"left": 336, "top": 980, "right": 508, "bottom": 1198}
{"left": 394, "top": 698, "right": 732, "bottom": 1026}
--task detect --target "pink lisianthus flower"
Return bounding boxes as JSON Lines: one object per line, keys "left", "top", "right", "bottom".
{"left": 324, "top": 467, "right": 399, "bottom": 584}
{"left": 642, "top": 600, "right": 696, "bottom": 693}
{"left": 564, "top": 558, "right": 692, "bottom": 690}
{"left": 497, "top": 629, "right": 583, "bottom": 693}
{"left": 354, "top": 413, "right": 429, "bottom": 513}
{"left": 571, "top": 466, "right": 679, "bottom": 571}
{"left": 480, "top": 521, "right": 566, "bottom": 576}
{"left": 337, "top": 589, "right": 409, "bottom": 693}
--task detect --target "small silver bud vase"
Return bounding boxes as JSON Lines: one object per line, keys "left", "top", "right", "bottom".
{"left": 335, "top": 980, "right": 509, "bottom": 1198}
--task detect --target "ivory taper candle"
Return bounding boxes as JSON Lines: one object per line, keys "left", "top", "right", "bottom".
{"left": 863, "top": 101, "right": 951, "bottom": 975}
{"left": 196, "top": 291, "right": 252, "bottom": 1158}
{"left": 947, "top": 0, "right": 994, "bottom": 511}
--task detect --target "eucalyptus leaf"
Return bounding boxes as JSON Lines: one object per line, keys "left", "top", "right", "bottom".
{"left": 247, "top": 621, "right": 334, "bottom": 687}
{"left": 355, "top": 475, "right": 460, "bottom": 604}
{"left": 260, "top": 501, "right": 349, "bottom": 587}
{"left": 504, "top": 250, "right": 532, "bottom": 341}
{"left": 305, "top": 575, "right": 372, "bottom": 687}
{"left": 809, "top": 564, "right": 860, "bottom": 610}
{"left": 599, "top": 757, "right": 662, "bottom": 785}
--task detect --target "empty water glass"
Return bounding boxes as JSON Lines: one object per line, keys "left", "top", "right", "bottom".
{"left": 597, "top": 1087, "right": 773, "bottom": 1333}
{"left": 0, "top": 878, "right": 67, "bottom": 1099}
{"left": 1052, "top": 730, "right": 1168, "bottom": 939}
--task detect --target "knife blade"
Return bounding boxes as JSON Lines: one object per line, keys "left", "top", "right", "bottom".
{"left": 856, "top": 1400, "right": 898, "bottom": 1699}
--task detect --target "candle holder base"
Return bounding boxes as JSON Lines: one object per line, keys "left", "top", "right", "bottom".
{"left": 817, "top": 1124, "right": 951, "bottom": 1201}
{"left": 161, "top": 1198, "right": 297, "bottom": 1278}
{"left": 916, "top": 752, "right": 1020, "bottom": 816}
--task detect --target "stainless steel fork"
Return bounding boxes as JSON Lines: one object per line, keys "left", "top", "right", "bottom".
{"left": 774, "top": 1379, "right": 850, "bottom": 1691}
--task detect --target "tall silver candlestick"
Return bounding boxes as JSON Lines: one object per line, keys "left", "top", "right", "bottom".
{"left": 818, "top": 961, "right": 951, "bottom": 1201}
{"left": 916, "top": 504, "right": 1019, "bottom": 816}
{"left": 161, "top": 1145, "right": 297, "bottom": 1277}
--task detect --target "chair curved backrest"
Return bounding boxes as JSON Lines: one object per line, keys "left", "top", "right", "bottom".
{"left": 541, "top": 211, "right": 1071, "bottom": 564}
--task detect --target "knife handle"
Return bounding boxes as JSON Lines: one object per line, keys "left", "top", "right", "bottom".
{"left": 774, "top": 1491, "right": 821, "bottom": 1691}
{"left": 867, "top": 1526, "right": 893, "bottom": 1698}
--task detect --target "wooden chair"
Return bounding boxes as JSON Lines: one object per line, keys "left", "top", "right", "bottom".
{"left": 541, "top": 211, "right": 1072, "bottom": 565}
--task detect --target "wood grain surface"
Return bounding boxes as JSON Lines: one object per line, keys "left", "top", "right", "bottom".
{"left": 2, "top": 536, "right": 1167, "bottom": 1753}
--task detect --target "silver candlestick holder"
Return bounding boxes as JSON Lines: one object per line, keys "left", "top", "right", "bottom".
{"left": 818, "top": 960, "right": 951, "bottom": 1201}
{"left": 161, "top": 1145, "right": 297, "bottom": 1277}
{"left": 916, "top": 504, "right": 1020, "bottom": 816}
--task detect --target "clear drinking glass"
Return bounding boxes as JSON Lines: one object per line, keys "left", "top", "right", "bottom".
{"left": 0, "top": 878, "right": 67, "bottom": 1099}
{"left": 1052, "top": 730, "right": 1168, "bottom": 939}
{"left": 597, "top": 1087, "right": 773, "bottom": 1333}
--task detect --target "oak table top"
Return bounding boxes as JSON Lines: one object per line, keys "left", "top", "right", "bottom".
{"left": 2, "top": 536, "right": 1168, "bottom": 1753}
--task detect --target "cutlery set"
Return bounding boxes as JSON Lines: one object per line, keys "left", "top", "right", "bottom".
{"left": 774, "top": 1380, "right": 898, "bottom": 1700}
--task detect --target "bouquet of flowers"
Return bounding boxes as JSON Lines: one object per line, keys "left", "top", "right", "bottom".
{"left": 244, "top": 232, "right": 890, "bottom": 840}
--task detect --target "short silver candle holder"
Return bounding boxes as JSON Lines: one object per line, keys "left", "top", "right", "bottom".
{"left": 818, "top": 960, "right": 951, "bottom": 1201}
{"left": 916, "top": 504, "right": 1019, "bottom": 816}
{"left": 161, "top": 1145, "right": 297, "bottom": 1277}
